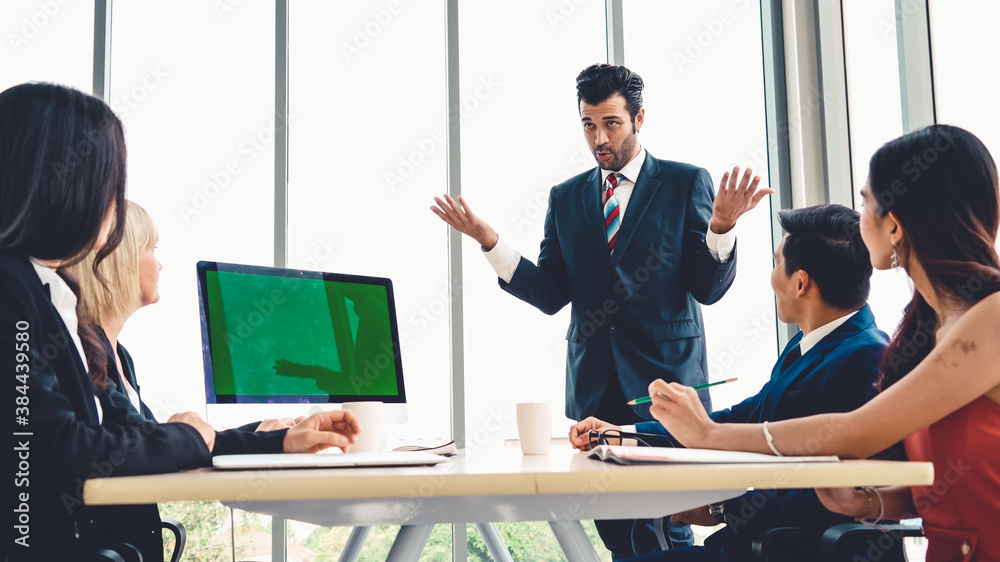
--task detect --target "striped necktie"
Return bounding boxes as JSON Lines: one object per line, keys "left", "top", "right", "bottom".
{"left": 604, "top": 173, "right": 622, "bottom": 252}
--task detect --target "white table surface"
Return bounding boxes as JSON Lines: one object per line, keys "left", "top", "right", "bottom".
{"left": 85, "top": 445, "right": 933, "bottom": 523}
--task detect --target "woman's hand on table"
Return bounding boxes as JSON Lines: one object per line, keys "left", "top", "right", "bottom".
{"left": 283, "top": 410, "right": 361, "bottom": 453}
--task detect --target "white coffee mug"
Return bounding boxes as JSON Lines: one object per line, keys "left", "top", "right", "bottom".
{"left": 516, "top": 402, "right": 552, "bottom": 455}
{"left": 342, "top": 401, "right": 383, "bottom": 453}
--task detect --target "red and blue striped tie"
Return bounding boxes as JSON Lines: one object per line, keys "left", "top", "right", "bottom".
{"left": 604, "top": 173, "right": 622, "bottom": 252}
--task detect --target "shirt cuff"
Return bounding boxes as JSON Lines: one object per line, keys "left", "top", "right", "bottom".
{"left": 620, "top": 425, "right": 638, "bottom": 447}
{"left": 483, "top": 236, "right": 521, "bottom": 283}
{"left": 706, "top": 227, "right": 737, "bottom": 263}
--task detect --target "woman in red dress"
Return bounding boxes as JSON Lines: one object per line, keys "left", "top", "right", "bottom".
{"left": 642, "top": 124, "right": 1000, "bottom": 561}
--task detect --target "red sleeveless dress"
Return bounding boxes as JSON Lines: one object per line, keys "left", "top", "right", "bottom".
{"left": 904, "top": 395, "right": 1000, "bottom": 561}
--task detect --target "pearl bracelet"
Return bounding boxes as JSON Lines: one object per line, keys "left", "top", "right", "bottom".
{"left": 762, "top": 421, "right": 783, "bottom": 456}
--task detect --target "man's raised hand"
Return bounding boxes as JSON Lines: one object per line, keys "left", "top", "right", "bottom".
{"left": 709, "top": 166, "right": 774, "bottom": 234}
{"left": 431, "top": 194, "right": 499, "bottom": 250}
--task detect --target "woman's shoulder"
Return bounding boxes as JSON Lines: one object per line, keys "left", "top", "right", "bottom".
{"left": 0, "top": 252, "right": 34, "bottom": 281}
{"left": 949, "top": 292, "right": 1000, "bottom": 341}
{"left": 0, "top": 254, "right": 46, "bottom": 310}
{"left": 971, "top": 291, "right": 1000, "bottom": 317}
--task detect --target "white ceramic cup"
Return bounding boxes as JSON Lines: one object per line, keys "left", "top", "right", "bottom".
{"left": 516, "top": 402, "right": 552, "bottom": 455}
{"left": 342, "top": 402, "right": 383, "bottom": 453}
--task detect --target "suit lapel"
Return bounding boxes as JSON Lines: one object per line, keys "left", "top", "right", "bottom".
{"left": 759, "top": 307, "right": 875, "bottom": 419}
{"left": 580, "top": 168, "right": 610, "bottom": 263}
{"left": 750, "top": 332, "right": 803, "bottom": 421}
{"left": 761, "top": 345, "right": 821, "bottom": 420}
{"left": 610, "top": 155, "right": 661, "bottom": 270}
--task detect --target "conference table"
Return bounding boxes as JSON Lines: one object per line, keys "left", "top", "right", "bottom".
{"left": 84, "top": 446, "right": 933, "bottom": 561}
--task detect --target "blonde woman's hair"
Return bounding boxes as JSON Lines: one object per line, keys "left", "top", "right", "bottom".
{"left": 69, "top": 201, "right": 158, "bottom": 327}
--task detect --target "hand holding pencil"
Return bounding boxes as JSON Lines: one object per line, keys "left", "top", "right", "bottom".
{"left": 627, "top": 377, "right": 737, "bottom": 406}
{"left": 644, "top": 378, "right": 721, "bottom": 448}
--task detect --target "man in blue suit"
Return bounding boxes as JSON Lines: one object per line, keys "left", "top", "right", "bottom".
{"left": 570, "top": 204, "right": 889, "bottom": 562}
{"left": 433, "top": 63, "right": 770, "bottom": 558}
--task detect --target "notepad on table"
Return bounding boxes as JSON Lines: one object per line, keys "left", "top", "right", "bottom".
{"left": 588, "top": 445, "right": 839, "bottom": 465}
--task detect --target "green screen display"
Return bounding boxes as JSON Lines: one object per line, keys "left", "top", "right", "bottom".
{"left": 202, "top": 267, "right": 402, "bottom": 402}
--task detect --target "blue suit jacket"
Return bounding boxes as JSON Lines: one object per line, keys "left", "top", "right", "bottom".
{"left": 637, "top": 305, "right": 889, "bottom": 557}
{"left": 501, "top": 153, "right": 737, "bottom": 422}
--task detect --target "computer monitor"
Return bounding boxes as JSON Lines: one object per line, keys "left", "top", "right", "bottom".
{"left": 196, "top": 261, "right": 407, "bottom": 424}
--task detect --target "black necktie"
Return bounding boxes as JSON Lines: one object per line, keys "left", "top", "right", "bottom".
{"left": 779, "top": 345, "right": 801, "bottom": 374}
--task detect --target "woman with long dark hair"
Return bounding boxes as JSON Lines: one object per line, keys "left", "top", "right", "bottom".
{"left": 643, "top": 125, "right": 1000, "bottom": 560}
{"left": 1, "top": 83, "right": 359, "bottom": 561}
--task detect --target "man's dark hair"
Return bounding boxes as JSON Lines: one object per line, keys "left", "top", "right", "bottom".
{"left": 777, "top": 204, "right": 872, "bottom": 310}
{"left": 576, "top": 64, "right": 643, "bottom": 124}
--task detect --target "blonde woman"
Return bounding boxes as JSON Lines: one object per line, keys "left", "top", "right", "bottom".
{"left": 1, "top": 83, "right": 357, "bottom": 561}
{"left": 69, "top": 201, "right": 294, "bottom": 431}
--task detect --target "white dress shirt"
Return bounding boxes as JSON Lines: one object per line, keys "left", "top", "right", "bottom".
{"left": 797, "top": 310, "right": 857, "bottom": 355}
{"left": 30, "top": 259, "right": 103, "bottom": 423}
{"left": 119, "top": 371, "right": 142, "bottom": 413}
{"left": 484, "top": 149, "right": 736, "bottom": 282}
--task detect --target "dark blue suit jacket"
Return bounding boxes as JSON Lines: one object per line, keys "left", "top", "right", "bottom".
{"left": 501, "top": 153, "right": 737, "bottom": 422}
{"left": 637, "top": 305, "right": 888, "bottom": 558}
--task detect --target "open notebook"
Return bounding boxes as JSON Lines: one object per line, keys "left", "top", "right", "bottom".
{"left": 213, "top": 451, "right": 450, "bottom": 470}
{"left": 588, "top": 445, "right": 839, "bottom": 465}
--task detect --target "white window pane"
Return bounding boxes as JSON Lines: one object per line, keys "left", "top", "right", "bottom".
{"left": 0, "top": 0, "right": 94, "bottom": 92}
{"left": 459, "top": 0, "right": 607, "bottom": 448}
{"left": 288, "top": 0, "right": 451, "bottom": 443}
{"left": 930, "top": 0, "right": 1000, "bottom": 161}
{"left": 111, "top": 1, "right": 275, "bottom": 419}
{"left": 623, "top": 0, "right": 777, "bottom": 409}
{"left": 843, "top": 0, "right": 912, "bottom": 333}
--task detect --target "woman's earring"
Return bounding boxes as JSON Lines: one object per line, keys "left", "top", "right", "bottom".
{"left": 891, "top": 247, "right": 900, "bottom": 270}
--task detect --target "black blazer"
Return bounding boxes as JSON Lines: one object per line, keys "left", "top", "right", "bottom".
{"left": 1, "top": 253, "right": 284, "bottom": 561}
{"left": 501, "top": 153, "right": 737, "bottom": 421}
{"left": 112, "top": 341, "right": 262, "bottom": 430}
{"left": 113, "top": 343, "right": 157, "bottom": 421}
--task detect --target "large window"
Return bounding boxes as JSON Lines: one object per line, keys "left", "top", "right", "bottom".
{"left": 459, "top": 1, "right": 607, "bottom": 448}
{"left": 288, "top": 0, "right": 451, "bottom": 444}
{"left": 842, "top": 0, "right": 912, "bottom": 334}
{"left": 0, "top": 0, "right": 94, "bottom": 92}
{"left": 929, "top": 0, "right": 1000, "bottom": 160}
{"left": 622, "top": 0, "right": 777, "bottom": 409}
{"left": 110, "top": 1, "right": 276, "bottom": 422}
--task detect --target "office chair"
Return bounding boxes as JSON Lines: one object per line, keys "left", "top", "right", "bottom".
{"left": 92, "top": 517, "right": 186, "bottom": 562}
{"left": 94, "top": 543, "right": 143, "bottom": 562}
{"left": 161, "top": 517, "right": 187, "bottom": 562}
{"left": 750, "top": 523, "right": 923, "bottom": 562}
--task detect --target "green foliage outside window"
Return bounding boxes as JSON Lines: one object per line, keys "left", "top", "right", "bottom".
{"left": 158, "top": 502, "right": 618, "bottom": 561}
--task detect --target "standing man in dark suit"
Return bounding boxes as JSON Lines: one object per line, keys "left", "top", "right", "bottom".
{"left": 570, "top": 205, "right": 888, "bottom": 562}
{"left": 432, "top": 64, "right": 771, "bottom": 558}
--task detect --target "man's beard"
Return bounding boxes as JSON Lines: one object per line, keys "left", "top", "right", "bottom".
{"left": 593, "top": 130, "right": 638, "bottom": 171}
